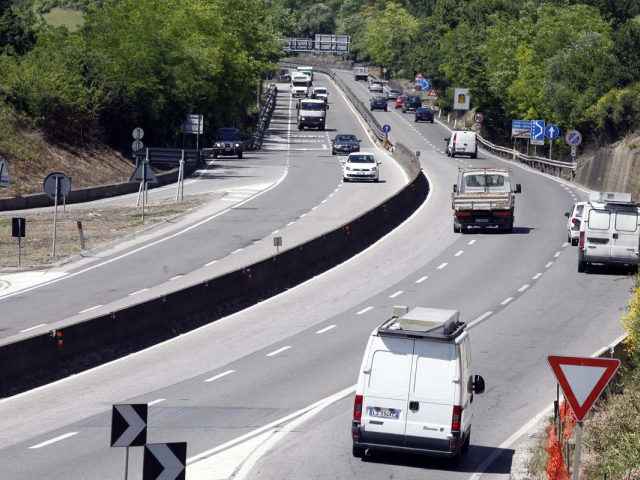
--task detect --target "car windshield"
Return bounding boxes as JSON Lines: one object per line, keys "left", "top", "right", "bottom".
{"left": 301, "top": 103, "right": 325, "bottom": 111}
{"left": 314, "top": 89, "right": 326, "bottom": 94}
{"left": 348, "top": 154, "right": 375, "bottom": 164}
{"left": 390, "top": 90, "right": 400, "bottom": 94}
{"left": 373, "top": 96, "right": 385, "bottom": 101}
{"left": 217, "top": 129, "right": 241, "bottom": 140}
{"left": 335, "top": 135, "right": 357, "bottom": 142}
{"left": 417, "top": 108, "right": 431, "bottom": 113}
{"left": 372, "top": 81, "right": 382, "bottom": 85}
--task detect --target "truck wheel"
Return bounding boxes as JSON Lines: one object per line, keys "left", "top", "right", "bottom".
{"left": 451, "top": 152, "right": 456, "bottom": 158}
{"left": 237, "top": 152, "right": 243, "bottom": 159}
{"left": 298, "top": 125, "right": 303, "bottom": 131}
{"left": 571, "top": 238, "right": 578, "bottom": 246}
{"left": 352, "top": 445, "right": 366, "bottom": 458}
{"left": 462, "top": 429, "right": 471, "bottom": 453}
{"left": 384, "top": 107, "right": 388, "bottom": 111}
{"left": 431, "top": 120, "right": 435, "bottom": 123}
{"left": 471, "top": 153, "right": 477, "bottom": 159}
{"left": 578, "top": 259, "right": 585, "bottom": 273}
{"left": 213, "top": 152, "right": 218, "bottom": 159}
{"left": 321, "top": 125, "right": 325, "bottom": 131}
{"left": 454, "top": 225, "right": 461, "bottom": 233}
{"left": 332, "top": 150, "right": 336, "bottom": 155}
{"left": 505, "top": 222, "right": 513, "bottom": 233}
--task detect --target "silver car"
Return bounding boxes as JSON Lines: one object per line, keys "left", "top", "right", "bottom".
{"left": 369, "top": 80, "right": 383, "bottom": 93}
{"left": 387, "top": 89, "right": 401, "bottom": 100}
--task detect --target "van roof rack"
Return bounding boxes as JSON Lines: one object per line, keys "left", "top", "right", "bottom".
{"left": 377, "top": 307, "right": 467, "bottom": 341}
{"left": 588, "top": 191, "right": 635, "bottom": 205}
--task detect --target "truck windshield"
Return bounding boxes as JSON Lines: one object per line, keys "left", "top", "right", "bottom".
{"left": 301, "top": 103, "right": 325, "bottom": 111}
{"left": 464, "top": 174, "right": 508, "bottom": 191}
{"left": 293, "top": 81, "right": 309, "bottom": 87}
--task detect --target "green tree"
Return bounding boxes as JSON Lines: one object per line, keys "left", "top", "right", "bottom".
{"left": 297, "top": 3, "right": 335, "bottom": 37}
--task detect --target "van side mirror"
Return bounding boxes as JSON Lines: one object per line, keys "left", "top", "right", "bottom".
{"left": 516, "top": 184, "right": 522, "bottom": 194}
{"left": 453, "top": 185, "right": 458, "bottom": 193}
{"left": 472, "top": 375, "right": 485, "bottom": 394}
{"left": 296, "top": 103, "right": 299, "bottom": 109}
{"left": 445, "top": 137, "right": 451, "bottom": 143}
{"left": 565, "top": 212, "right": 570, "bottom": 218}
{"left": 358, "top": 140, "right": 362, "bottom": 143}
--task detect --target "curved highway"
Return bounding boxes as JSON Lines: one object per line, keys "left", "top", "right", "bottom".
{"left": 0, "top": 69, "right": 629, "bottom": 480}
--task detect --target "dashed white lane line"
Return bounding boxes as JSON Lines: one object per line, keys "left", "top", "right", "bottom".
{"left": 29, "top": 432, "right": 79, "bottom": 449}
{"left": 271, "top": 230, "right": 280, "bottom": 235}
{"left": 311, "top": 206, "right": 318, "bottom": 210}
{"left": 287, "top": 221, "right": 294, "bottom": 226}
{"left": 518, "top": 285, "right": 530, "bottom": 292}
{"left": 129, "top": 288, "right": 149, "bottom": 296}
{"left": 467, "top": 311, "right": 494, "bottom": 329}
{"left": 389, "top": 291, "right": 404, "bottom": 298}
{"left": 231, "top": 248, "right": 243, "bottom": 254}
{"left": 204, "top": 370, "right": 235, "bottom": 383}
{"left": 554, "top": 251, "right": 562, "bottom": 258}
{"left": 205, "top": 260, "right": 218, "bottom": 267}
{"left": 148, "top": 399, "right": 165, "bottom": 406}
{"left": 316, "top": 325, "right": 337, "bottom": 334}
{"left": 19, "top": 324, "right": 47, "bottom": 333}
{"left": 455, "top": 250, "right": 464, "bottom": 257}
{"left": 562, "top": 242, "right": 569, "bottom": 247}
{"left": 266, "top": 346, "right": 291, "bottom": 357}
{"left": 321, "top": 199, "right": 327, "bottom": 204}
{"left": 416, "top": 276, "right": 428, "bottom": 284}
{"left": 500, "top": 297, "right": 513, "bottom": 305}
{"left": 545, "top": 261, "right": 554, "bottom": 268}
{"left": 300, "top": 214, "right": 306, "bottom": 218}
{"left": 533, "top": 273, "right": 543, "bottom": 280}
{"left": 437, "top": 263, "right": 448, "bottom": 269}
{"left": 357, "top": 306, "right": 374, "bottom": 315}
{"left": 169, "top": 275, "right": 183, "bottom": 281}
{"left": 79, "top": 305, "right": 102, "bottom": 314}
{"left": 468, "top": 240, "right": 476, "bottom": 245}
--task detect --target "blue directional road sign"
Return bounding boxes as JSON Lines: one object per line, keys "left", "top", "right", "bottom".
{"left": 382, "top": 124, "right": 391, "bottom": 133}
{"left": 545, "top": 124, "right": 559, "bottom": 140}
{"left": 311, "top": 50, "right": 318, "bottom": 58}
{"left": 420, "top": 79, "right": 430, "bottom": 91}
{"left": 531, "top": 120, "right": 546, "bottom": 145}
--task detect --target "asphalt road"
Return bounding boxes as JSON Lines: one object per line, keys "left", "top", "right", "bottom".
{"left": 0, "top": 75, "right": 407, "bottom": 342}
{"left": 0, "top": 70, "right": 630, "bottom": 480}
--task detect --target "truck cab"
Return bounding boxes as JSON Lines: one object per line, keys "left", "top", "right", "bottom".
{"left": 297, "top": 98, "right": 327, "bottom": 130}
{"left": 291, "top": 74, "right": 311, "bottom": 97}
{"left": 297, "top": 66, "right": 314, "bottom": 81}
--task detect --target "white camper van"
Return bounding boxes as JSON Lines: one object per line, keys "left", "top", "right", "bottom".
{"left": 578, "top": 192, "right": 640, "bottom": 272}
{"left": 352, "top": 306, "right": 485, "bottom": 463}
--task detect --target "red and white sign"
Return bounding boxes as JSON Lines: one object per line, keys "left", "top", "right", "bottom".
{"left": 415, "top": 73, "right": 424, "bottom": 80}
{"left": 547, "top": 356, "right": 620, "bottom": 422}
{"left": 474, "top": 112, "right": 485, "bottom": 124}
{"left": 382, "top": 67, "right": 387, "bottom": 74}
{"left": 426, "top": 88, "right": 438, "bottom": 99}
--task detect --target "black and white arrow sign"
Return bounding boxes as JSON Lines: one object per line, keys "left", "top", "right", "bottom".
{"left": 143, "top": 442, "right": 187, "bottom": 480}
{"left": 110, "top": 404, "right": 148, "bottom": 447}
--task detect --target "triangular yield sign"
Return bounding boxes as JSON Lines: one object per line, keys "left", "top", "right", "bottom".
{"left": 130, "top": 163, "right": 158, "bottom": 184}
{"left": 547, "top": 356, "right": 620, "bottom": 422}
{"left": 427, "top": 89, "right": 438, "bottom": 98}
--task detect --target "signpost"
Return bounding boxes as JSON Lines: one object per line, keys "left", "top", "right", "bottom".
{"left": 274, "top": 236, "right": 282, "bottom": 254}
{"left": 111, "top": 404, "right": 148, "bottom": 480}
{"left": 43, "top": 172, "right": 72, "bottom": 257}
{"left": 143, "top": 443, "right": 187, "bottom": 480}
{"left": 130, "top": 153, "right": 158, "bottom": 222}
{"left": 531, "top": 120, "right": 545, "bottom": 146}
{"left": 566, "top": 130, "right": 582, "bottom": 162}
{"left": 132, "top": 128, "right": 145, "bottom": 158}
{"left": 547, "top": 356, "right": 620, "bottom": 480}
{"left": 12, "top": 218, "right": 25, "bottom": 267}
{"left": 0, "top": 159, "right": 10, "bottom": 189}
{"left": 382, "top": 124, "right": 391, "bottom": 149}
{"left": 180, "top": 114, "right": 203, "bottom": 152}
{"left": 545, "top": 124, "right": 559, "bottom": 160}
{"left": 453, "top": 88, "right": 470, "bottom": 110}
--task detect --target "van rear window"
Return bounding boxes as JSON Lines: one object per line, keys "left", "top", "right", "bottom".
{"left": 369, "top": 351, "right": 410, "bottom": 395}
{"left": 615, "top": 210, "right": 638, "bottom": 232}
{"left": 588, "top": 209, "right": 611, "bottom": 230}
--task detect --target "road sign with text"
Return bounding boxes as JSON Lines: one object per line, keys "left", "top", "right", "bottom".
{"left": 511, "top": 120, "right": 531, "bottom": 139}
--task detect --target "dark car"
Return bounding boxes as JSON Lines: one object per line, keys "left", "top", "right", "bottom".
{"left": 332, "top": 134, "right": 361, "bottom": 155}
{"left": 402, "top": 95, "right": 422, "bottom": 113}
{"left": 370, "top": 95, "right": 388, "bottom": 112}
{"left": 213, "top": 128, "right": 243, "bottom": 159}
{"left": 415, "top": 107, "right": 434, "bottom": 123}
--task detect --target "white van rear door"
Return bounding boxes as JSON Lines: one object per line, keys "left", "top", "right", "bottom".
{"left": 361, "top": 336, "right": 413, "bottom": 446}
{"left": 405, "top": 341, "right": 457, "bottom": 451}
{"left": 585, "top": 208, "right": 612, "bottom": 260}
{"left": 611, "top": 209, "right": 639, "bottom": 261}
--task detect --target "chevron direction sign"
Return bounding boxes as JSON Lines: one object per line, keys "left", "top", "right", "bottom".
{"left": 110, "top": 404, "right": 148, "bottom": 447}
{"left": 143, "top": 443, "right": 187, "bottom": 480}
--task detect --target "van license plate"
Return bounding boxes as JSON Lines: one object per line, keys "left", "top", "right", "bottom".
{"left": 476, "top": 219, "right": 489, "bottom": 223}
{"left": 369, "top": 408, "right": 399, "bottom": 419}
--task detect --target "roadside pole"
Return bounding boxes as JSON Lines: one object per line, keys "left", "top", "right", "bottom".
{"left": 123, "top": 446, "right": 129, "bottom": 480}
{"left": 176, "top": 151, "right": 185, "bottom": 202}
{"left": 77, "top": 221, "right": 86, "bottom": 250}
{"left": 52, "top": 177, "right": 59, "bottom": 257}
{"left": 142, "top": 161, "right": 146, "bottom": 223}
{"left": 572, "top": 422, "right": 583, "bottom": 480}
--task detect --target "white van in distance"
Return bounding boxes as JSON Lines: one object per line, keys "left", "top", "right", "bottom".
{"left": 446, "top": 131, "right": 478, "bottom": 159}
{"left": 352, "top": 306, "right": 485, "bottom": 463}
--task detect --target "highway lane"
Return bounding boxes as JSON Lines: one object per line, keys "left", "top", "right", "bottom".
{"left": 0, "top": 72, "right": 629, "bottom": 480}
{"left": 0, "top": 76, "right": 407, "bottom": 340}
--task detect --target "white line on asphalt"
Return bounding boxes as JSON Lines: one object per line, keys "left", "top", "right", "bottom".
{"left": 271, "top": 230, "right": 279, "bottom": 235}
{"left": 562, "top": 242, "right": 569, "bottom": 247}
{"left": 356, "top": 306, "right": 374, "bottom": 315}
{"left": 468, "top": 240, "right": 476, "bottom": 245}
{"left": 311, "top": 206, "right": 318, "bottom": 210}
{"left": 334, "top": 188, "right": 339, "bottom": 192}
{"left": 29, "top": 432, "right": 79, "bottom": 449}
{"left": 545, "top": 261, "right": 553, "bottom": 268}
{"left": 228, "top": 194, "right": 251, "bottom": 198}
{"left": 221, "top": 198, "right": 239, "bottom": 202}
{"left": 148, "top": 399, "right": 165, "bottom": 406}
{"left": 554, "top": 251, "right": 561, "bottom": 258}
{"left": 500, "top": 298, "right": 513, "bottom": 305}
{"left": 253, "top": 241, "right": 260, "bottom": 244}
{"left": 316, "top": 325, "right": 337, "bottom": 334}
{"left": 329, "top": 193, "right": 334, "bottom": 197}
{"left": 518, "top": 285, "right": 530, "bottom": 292}
{"left": 287, "top": 221, "right": 294, "bottom": 226}
{"left": 19, "top": 324, "right": 47, "bottom": 333}
{"left": 533, "top": 272, "right": 543, "bottom": 280}
{"left": 321, "top": 199, "right": 327, "bottom": 203}
{"left": 300, "top": 214, "right": 306, "bottom": 218}
{"left": 389, "top": 291, "right": 404, "bottom": 298}
{"left": 322, "top": 144, "right": 327, "bottom": 150}
{"left": 467, "top": 311, "right": 494, "bottom": 329}
{"left": 455, "top": 250, "right": 464, "bottom": 257}
{"left": 231, "top": 248, "right": 243, "bottom": 254}
{"left": 266, "top": 346, "right": 291, "bottom": 357}
{"left": 79, "top": 305, "right": 102, "bottom": 314}
{"left": 205, "top": 260, "right": 218, "bottom": 267}
{"left": 129, "top": 288, "right": 149, "bottom": 296}
{"left": 169, "top": 275, "right": 183, "bottom": 281}
{"left": 416, "top": 276, "right": 428, "bottom": 283}
{"left": 204, "top": 370, "right": 236, "bottom": 383}
{"left": 437, "top": 263, "right": 448, "bottom": 269}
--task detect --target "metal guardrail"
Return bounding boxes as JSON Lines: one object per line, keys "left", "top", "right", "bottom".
{"left": 246, "top": 84, "right": 278, "bottom": 150}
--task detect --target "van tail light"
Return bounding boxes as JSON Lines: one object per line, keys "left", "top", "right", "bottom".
{"left": 451, "top": 405, "right": 462, "bottom": 432}
{"left": 354, "top": 395, "right": 363, "bottom": 421}
{"left": 579, "top": 231, "right": 585, "bottom": 248}
{"left": 453, "top": 140, "right": 456, "bottom": 149}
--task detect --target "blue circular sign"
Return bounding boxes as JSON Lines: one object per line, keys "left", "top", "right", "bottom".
{"left": 311, "top": 51, "right": 318, "bottom": 57}
{"left": 382, "top": 124, "right": 391, "bottom": 133}
{"left": 545, "top": 124, "right": 559, "bottom": 140}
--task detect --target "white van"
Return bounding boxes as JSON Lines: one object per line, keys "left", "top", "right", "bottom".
{"left": 446, "top": 131, "right": 478, "bottom": 159}
{"left": 578, "top": 192, "right": 640, "bottom": 272}
{"left": 352, "top": 306, "right": 485, "bottom": 463}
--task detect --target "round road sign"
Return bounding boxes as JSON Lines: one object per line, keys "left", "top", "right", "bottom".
{"left": 474, "top": 112, "right": 485, "bottom": 124}
{"left": 43, "top": 172, "right": 72, "bottom": 200}
{"left": 382, "top": 67, "right": 388, "bottom": 74}
{"left": 132, "top": 127, "right": 144, "bottom": 140}
{"left": 382, "top": 124, "right": 391, "bottom": 133}
{"left": 132, "top": 140, "right": 144, "bottom": 152}
{"left": 565, "top": 130, "right": 582, "bottom": 147}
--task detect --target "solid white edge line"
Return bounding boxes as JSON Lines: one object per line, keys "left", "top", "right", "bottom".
{"left": 518, "top": 285, "right": 530, "bottom": 292}
{"left": 356, "top": 306, "right": 374, "bottom": 315}
{"left": 169, "top": 275, "right": 183, "bottom": 281}
{"left": 231, "top": 249, "right": 243, "bottom": 254}
{"left": 19, "top": 324, "right": 47, "bottom": 333}
{"left": 129, "top": 288, "right": 149, "bottom": 297}
{"left": 204, "top": 370, "right": 236, "bottom": 383}
{"left": 467, "top": 311, "right": 493, "bottom": 330}
{"left": 266, "top": 346, "right": 291, "bottom": 357}
{"left": 78, "top": 305, "right": 102, "bottom": 314}
{"left": 29, "top": 432, "right": 79, "bottom": 449}
{"left": 205, "top": 260, "right": 218, "bottom": 267}
{"left": 148, "top": 399, "right": 165, "bottom": 406}
{"left": 316, "top": 325, "right": 337, "bottom": 334}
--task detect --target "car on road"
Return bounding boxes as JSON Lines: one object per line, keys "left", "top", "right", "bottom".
{"left": 401, "top": 95, "right": 422, "bottom": 113}
{"left": 370, "top": 96, "right": 388, "bottom": 112}
{"left": 213, "top": 128, "right": 243, "bottom": 159}
{"left": 369, "top": 79, "right": 384, "bottom": 93}
{"left": 565, "top": 201, "right": 587, "bottom": 246}
{"left": 332, "top": 134, "right": 361, "bottom": 156}
{"left": 446, "top": 131, "right": 478, "bottom": 158}
{"left": 415, "top": 107, "right": 434, "bottom": 123}
{"left": 387, "top": 89, "right": 401, "bottom": 101}
{"left": 342, "top": 152, "right": 380, "bottom": 182}
{"left": 395, "top": 95, "right": 407, "bottom": 109}
{"left": 312, "top": 87, "right": 329, "bottom": 103}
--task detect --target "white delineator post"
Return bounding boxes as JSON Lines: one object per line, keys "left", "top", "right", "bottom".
{"left": 52, "top": 177, "right": 59, "bottom": 257}
{"left": 77, "top": 221, "right": 86, "bottom": 250}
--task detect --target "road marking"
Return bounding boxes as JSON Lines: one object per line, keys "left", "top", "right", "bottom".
{"left": 300, "top": 214, "right": 306, "bottom": 218}
{"left": 562, "top": 242, "right": 569, "bottom": 247}
{"left": 311, "top": 206, "right": 318, "bottom": 210}
{"left": 29, "top": 432, "right": 79, "bottom": 449}
{"left": 545, "top": 261, "right": 553, "bottom": 268}
{"left": 129, "top": 288, "right": 149, "bottom": 296}
{"left": 437, "top": 263, "right": 448, "bottom": 269}
{"left": 321, "top": 199, "right": 327, "bottom": 203}
{"left": 79, "top": 305, "right": 102, "bottom": 314}
{"left": 19, "top": 324, "right": 47, "bottom": 333}
{"left": 389, "top": 291, "right": 404, "bottom": 298}
{"left": 416, "top": 276, "right": 428, "bottom": 283}
{"left": 334, "top": 188, "right": 339, "bottom": 192}
{"left": 455, "top": 250, "right": 464, "bottom": 257}
{"left": 316, "top": 325, "right": 337, "bottom": 334}
{"left": 468, "top": 240, "right": 476, "bottom": 245}
{"left": 287, "top": 221, "right": 294, "bottom": 226}
{"left": 555, "top": 251, "right": 562, "bottom": 258}
{"left": 204, "top": 370, "right": 236, "bottom": 383}
{"left": 357, "top": 306, "right": 374, "bottom": 315}
{"left": 467, "top": 311, "right": 493, "bottom": 329}
{"left": 266, "top": 346, "right": 291, "bottom": 357}
{"left": 148, "top": 399, "right": 165, "bottom": 406}
{"left": 231, "top": 248, "right": 243, "bottom": 254}
{"left": 322, "top": 145, "right": 327, "bottom": 150}
{"left": 252, "top": 240, "right": 260, "bottom": 244}
{"left": 205, "top": 260, "right": 218, "bottom": 267}
{"left": 221, "top": 198, "right": 239, "bottom": 202}
{"left": 169, "top": 275, "right": 183, "bottom": 281}
{"left": 518, "top": 285, "right": 530, "bottom": 292}
{"left": 228, "top": 194, "right": 251, "bottom": 198}
{"left": 271, "top": 230, "right": 279, "bottom": 235}
{"left": 533, "top": 272, "right": 543, "bottom": 280}
{"left": 500, "top": 297, "right": 513, "bottom": 305}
